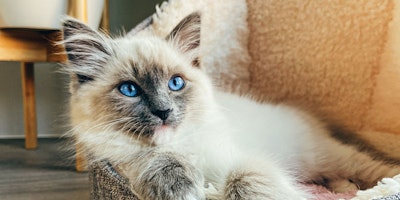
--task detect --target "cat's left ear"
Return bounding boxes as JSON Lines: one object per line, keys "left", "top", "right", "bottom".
{"left": 167, "top": 12, "right": 201, "bottom": 67}
{"left": 62, "top": 17, "right": 112, "bottom": 83}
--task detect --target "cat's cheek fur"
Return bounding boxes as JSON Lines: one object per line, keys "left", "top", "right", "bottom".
{"left": 181, "top": 77, "right": 216, "bottom": 122}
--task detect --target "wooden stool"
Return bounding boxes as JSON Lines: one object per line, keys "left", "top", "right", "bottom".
{"left": 0, "top": 0, "right": 109, "bottom": 171}
{"left": 0, "top": 30, "right": 66, "bottom": 149}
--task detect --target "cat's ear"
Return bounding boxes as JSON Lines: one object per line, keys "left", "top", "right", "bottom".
{"left": 62, "top": 17, "right": 112, "bottom": 83}
{"left": 167, "top": 12, "right": 201, "bottom": 67}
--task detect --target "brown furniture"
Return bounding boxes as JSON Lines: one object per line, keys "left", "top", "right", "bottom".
{"left": 0, "top": 0, "right": 109, "bottom": 171}
{"left": 0, "top": 30, "right": 65, "bottom": 149}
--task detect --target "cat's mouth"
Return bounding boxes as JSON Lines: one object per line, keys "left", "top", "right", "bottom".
{"left": 126, "top": 120, "right": 177, "bottom": 137}
{"left": 126, "top": 122, "right": 178, "bottom": 145}
{"left": 154, "top": 120, "right": 177, "bottom": 132}
{"left": 154, "top": 124, "right": 171, "bottom": 134}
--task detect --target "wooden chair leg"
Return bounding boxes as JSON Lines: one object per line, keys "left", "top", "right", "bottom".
{"left": 73, "top": 0, "right": 89, "bottom": 172}
{"left": 21, "top": 62, "right": 37, "bottom": 149}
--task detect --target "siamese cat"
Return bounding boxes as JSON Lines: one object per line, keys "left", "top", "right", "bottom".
{"left": 62, "top": 13, "right": 400, "bottom": 200}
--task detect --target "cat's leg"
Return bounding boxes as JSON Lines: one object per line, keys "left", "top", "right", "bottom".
{"left": 324, "top": 157, "right": 400, "bottom": 192}
{"left": 119, "top": 148, "right": 205, "bottom": 200}
{"left": 311, "top": 137, "right": 400, "bottom": 192}
{"left": 222, "top": 159, "right": 309, "bottom": 200}
{"left": 343, "top": 157, "right": 400, "bottom": 190}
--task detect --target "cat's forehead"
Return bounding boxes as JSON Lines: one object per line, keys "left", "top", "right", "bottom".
{"left": 113, "top": 36, "right": 189, "bottom": 71}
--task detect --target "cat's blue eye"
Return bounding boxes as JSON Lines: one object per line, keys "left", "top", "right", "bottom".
{"left": 168, "top": 76, "right": 185, "bottom": 91}
{"left": 119, "top": 82, "right": 139, "bottom": 97}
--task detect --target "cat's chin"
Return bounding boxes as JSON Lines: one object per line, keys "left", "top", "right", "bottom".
{"left": 152, "top": 125, "right": 175, "bottom": 145}
{"left": 124, "top": 123, "right": 179, "bottom": 145}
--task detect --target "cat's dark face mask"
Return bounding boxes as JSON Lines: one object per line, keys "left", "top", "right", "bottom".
{"left": 108, "top": 65, "right": 190, "bottom": 140}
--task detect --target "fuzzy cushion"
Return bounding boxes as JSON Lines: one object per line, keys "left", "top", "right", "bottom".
{"left": 89, "top": 162, "right": 138, "bottom": 200}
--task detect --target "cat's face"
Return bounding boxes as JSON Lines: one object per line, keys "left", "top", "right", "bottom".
{"left": 63, "top": 13, "right": 213, "bottom": 145}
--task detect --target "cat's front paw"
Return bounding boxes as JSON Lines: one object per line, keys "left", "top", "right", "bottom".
{"left": 132, "top": 152, "right": 205, "bottom": 200}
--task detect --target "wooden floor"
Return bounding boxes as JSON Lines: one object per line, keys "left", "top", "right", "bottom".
{"left": 0, "top": 138, "right": 90, "bottom": 200}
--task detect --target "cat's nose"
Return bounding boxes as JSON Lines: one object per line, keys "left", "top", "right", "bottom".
{"left": 151, "top": 109, "right": 172, "bottom": 121}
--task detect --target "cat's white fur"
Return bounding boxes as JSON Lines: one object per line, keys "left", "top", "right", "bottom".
{"left": 212, "top": 92, "right": 400, "bottom": 188}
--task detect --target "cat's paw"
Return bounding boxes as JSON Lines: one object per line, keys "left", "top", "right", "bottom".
{"left": 224, "top": 182, "right": 308, "bottom": 200}
{"left": 223, "top": 170, "right": 309, "bottom": 200}
{"left": 132, "top": 152, "right": 205, "bottom": 200}
{"left": 328, "top": 179, "right": 359, "bottom": 193}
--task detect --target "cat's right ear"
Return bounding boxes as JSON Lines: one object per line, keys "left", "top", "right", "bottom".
{"left": 62, "top": 17, "right": 112, "bottom": 84}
